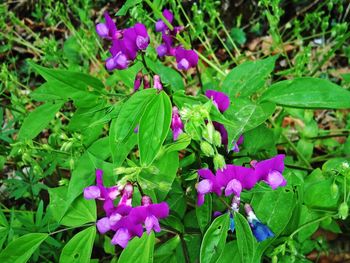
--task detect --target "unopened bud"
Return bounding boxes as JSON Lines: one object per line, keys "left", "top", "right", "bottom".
{"left": 200, "top": 141, "right": 214, "bottom": 157}
{"left": 214, "top": 154, "right": 226, "bottom": 170}
{"left": 153, "top": 75, "right": 163, "bottom": 91}
{"left": 330, "top": 183, "right": 339, "bottom": 199}
{"left": 115, "top": 167, "right": 127, "bottom": 175}
{"left": 213, "top": 131, "right": 222, "bottom": 147}
{"left": 339, "top": 202, "right": 349, "bottom": 220}
{"left": 205, "top": 123, "right": 215, "bottom": 143}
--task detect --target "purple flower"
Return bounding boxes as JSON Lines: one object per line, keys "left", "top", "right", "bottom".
{"left": 133, "top": 72, "right": 143, "bottom": 92}
{"left": 123, "top": 23, "right": 150, "bottom": 51}
{"left": 205, "top": 90, "right": 230, "bottom": 113}
{"left": 96, "top": 12, "right": 122, "bottom": 40}
{"left": 216, "top": 165, "right": 258, "bottom": 197}
{"left": 155, "top": 9, "right": 174, "bottom": 32}
{"left": 171, "top": 106, "right": 184, "bottom": 140}
{"left": 245, "top": 204, "right": 274, "bottom": 242}
{"left": 157, "top": 33, "right": 175, "bottom": 57}
{"left": 197, "top": 168, "right": 222, "bottom": 206}
{"left": 232, "top": 135, "right": 244, "bottom": 152}
{"left": 175, "top": 47, "right": 199, "bottom": 70}
{"left": 129, "top": 196, "right": 169, "bottom": 234}
{"left": 110, "top": 216, "right": 144, "bottom": 248}
{"left": 83, "top": 169, "right": 121, "bottom": 216}
{"left": 153, "top": 75, "right": 163, "bottom": 91}
{"left": 253, "top": 154, "right": 287, "bottom": 190}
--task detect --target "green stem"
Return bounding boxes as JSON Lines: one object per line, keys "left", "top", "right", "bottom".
{"left": 289, "top": 215, "right": 331, "bottom": 239}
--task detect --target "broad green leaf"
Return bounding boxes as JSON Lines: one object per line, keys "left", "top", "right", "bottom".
{"left": 297, "top": 205, "right": 320, "bottom": 242}
{"left": 221, "top": 56, "right": 277, "bottom": 98}
{"left": 48, "top": 187, "right": 96, "bottom": 227}
{"left": 0, "top": 233, "right": 48, "bottom": 263}
{"left": 304, "top": 178, "right": 339, "bottom": 208}
{"left": 200, "top": 213, "right": 229, "bottom": 263}
{"left": 59, "top": 226, "right": 96, "bottom": 263}
{"left": 31, "top": 80, "right": 99, "bottom": 107}
{"left": 251, "top": 188, "right": 296, "bottom": 235}
{"left": 234, "top": 212, "right": 257, "bottom": 263}
{"left": 114, "top": 89, "right": 157, "bottom": 143}
{"left": 166, "top": 180, "right": 187, "bottom": 218}
{"left": 118, "top": 232, "right": 155, "bottom": 263}
{"left": 17, "top": 101, "right": 64, "bottom": 140}
{"left": 116, "top": 0, "right": 143, "bottom": 16}
{"left": 154, "top": 235, "right": 181, "bottom": 262}
{"left": 260, "top": 77, "right": 350, "bottom": 109}
{"left": 28, "top": 61, "right": 104, "bottom": 91}
{"left": 216, "top": 241, "right": 240, "bottom": 263}
{"left": 139, "top": 151, "right": 179, "bottom": 201}
{"left": 196, "top": 195, "right": 212, "bottom": 233}
{"left": 139, "top": 91, "right": 172, "bottom": 166}
{"left": 224, "top": 99, "right": 276, "bottom": 146}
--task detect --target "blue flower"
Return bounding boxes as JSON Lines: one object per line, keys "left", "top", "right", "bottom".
{"left": 245, "top": 204, "right": 274, "bottom": 242}
{"left": 229, "top": 214, "right": 235, "bottom": 233}
{"left": 250, "top": 219, "right": 274, "bottom": 242}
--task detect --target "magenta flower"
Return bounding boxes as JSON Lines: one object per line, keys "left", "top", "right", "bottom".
{"left": 153, "top": 75, "right": 163, "bottom": 91}
{"left": 232, "top": 135, "right": 244, "bottom": 152}
{"left": 216, "top": 165, "right": 258, "bottom": 197}
{"left": 96, "top": 12, "right": 149, "bottom": 70}
{"left": 253, "top": 154, "right": 287, "bottom": 190}
{"left": 129, "top": 196, "right": 169, "bottom": 234}
{"left": 133, "top": 72, "right": 143, "bottom": 92}
{"left": 155, "top": 9, "right": 174, "bottom": 32}
{"left": 205, "top": 90, "right": 230, "bottom": 113}
{"left": 175, "top": 47, "right": 199, "bottom": 70}
{"left": 171, "top": 106, "right": 184, "bottom": 140}
{"left": 96, "top": 12, "right": 122, "bottom": 40}
{"left": 197, "top": 168, "right": 223, "bottom": 206}
{"left": 83, "top": 169, "right": 120, "bottom": 215}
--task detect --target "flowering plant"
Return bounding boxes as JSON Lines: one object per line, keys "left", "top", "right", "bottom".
{"left": 2, "top": 1, "right": 350, "bottom": 263}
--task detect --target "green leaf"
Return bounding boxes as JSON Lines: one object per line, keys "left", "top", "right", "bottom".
{"left": 0, "top": 233, "right": 48, "bottom": 263}
{"left": 216, "top": 241, "right": 240, "bottom": 263}
{"left": 28, "top": 61, "right": 104, "bottom": 91}
{"left": 118, "top": 232, "right": 155, "bottom": 263}
{"left": 221, "top": 56, "right": 277, "bottom": 98}
{"left": 49, "top": 186, "right": 96, "bottom": 227}
{"left": 260, "top": 77, "right": 350, "bottom": 109}
{"left": 200, "top": 213, "right": 229, "bottom": 263}
{"left": 139, "top": 151, "right": 179, "bottom": 201}
{"left": 139, "top": 91, "right": 172, "bottom": 166}
{"left": 234, "top": 212, "right": 257, "bottom": 263}
{"left": 224, "top": 99, "right": 276, "bottom": 145}
{"left": 154, "top": 235, "right": 181, "bottom": 262}
{"left": 59, "top": 226, "right": 96, "bottom": 263}
{"left": 116, "top": 0, "right": 143, "bottom": 16}
{"left": 17, "top": 101, "right": 64, "bottom": 140}
{"left": 162, "top": 134, "right": 191, "bottom": 155}
{"left": 114, "top": 89, "right": 157, "bottom": 144}
{"left": 304, "top": 178, "right": 339, "bottom": 208}
{"left": 196, "top": 195, "right": 212, "bottom": 233}
{"left": 31, "top": 81, "right": 99, "bottom": 107}
{"left": 251, "top": 188, "right": 296, "bottom": 235}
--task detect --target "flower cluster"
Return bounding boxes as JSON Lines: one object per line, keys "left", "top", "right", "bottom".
{"left": 96, "top": 13, "right": 150, "bottom": 70}
{"left": 197, "top": 154, "right": 286, "bottom": 206}
{"left": 155, "top": 10, "right": 198, "bottom": 70}
{"left": 84, "top": 170, "right": 169, "bottom": 248}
